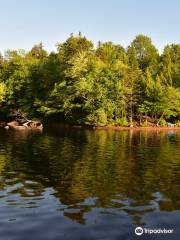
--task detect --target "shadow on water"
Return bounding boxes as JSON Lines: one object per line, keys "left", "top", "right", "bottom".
{"left": 0, "top": 126, "right": 179, "bottom": 239}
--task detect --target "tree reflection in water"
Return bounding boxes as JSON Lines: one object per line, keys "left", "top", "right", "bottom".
{"left": 0, "top": 127, "right": 179, "bottom": 226}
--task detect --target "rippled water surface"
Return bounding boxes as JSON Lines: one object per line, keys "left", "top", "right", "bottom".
{"left": 0, "top": 127, "right": 179, "bottom": 240}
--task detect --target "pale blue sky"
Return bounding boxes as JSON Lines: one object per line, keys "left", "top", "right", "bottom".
{"left": 0, "top": 0, "right": 180, "bottom": 54}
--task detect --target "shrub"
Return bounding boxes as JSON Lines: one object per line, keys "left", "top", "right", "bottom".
{"left": 86, "top": 108, "right": 107, "bottom": 126}
{"left": 175, "top": 120, "right": 180, "bottom": 127}
{"left": 115, "top": 118, "right": 129, "bottom": 126}
{"left": 140, "top": 121, "right": 148, "bottom": 127}
{"left": 158, "top": 118, "right": 167, "bottom": 126}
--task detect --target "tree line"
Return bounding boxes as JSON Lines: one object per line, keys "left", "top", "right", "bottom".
{"left": 0, "top": 33, "right": 180, "bottom": 126}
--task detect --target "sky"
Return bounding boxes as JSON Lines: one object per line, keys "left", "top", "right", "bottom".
{"left": 0, "top": 0, "right": 180, "bottom": 54}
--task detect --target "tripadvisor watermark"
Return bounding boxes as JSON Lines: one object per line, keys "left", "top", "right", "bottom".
{"left": 135, "top": 226, "right": 174, "bottom": 236}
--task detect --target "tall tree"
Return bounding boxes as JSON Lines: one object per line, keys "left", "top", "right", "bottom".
{"left": 129, "top": 34, "right": 159, "bottom": 73}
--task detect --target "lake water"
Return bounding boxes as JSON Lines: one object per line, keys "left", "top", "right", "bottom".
{"left": 0, "top": 127, "right": 179, "bottom": 240}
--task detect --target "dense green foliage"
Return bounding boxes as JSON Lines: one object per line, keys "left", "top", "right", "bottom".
{"left": 0, "top": 34, "right": 180, "bottom": 126}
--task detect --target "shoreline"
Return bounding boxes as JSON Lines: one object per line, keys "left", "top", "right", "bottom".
{"left": 45, "top": 123, "right": 180, "bottom": 131}
{"left": 94, "top": 126, "right": 180, "bottom": 131}
{"left": 1, "top": 121, "right": 180, "bottom": 131}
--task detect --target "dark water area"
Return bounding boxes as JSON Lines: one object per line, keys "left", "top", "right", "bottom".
{"left": 0, "top": 126, "right": 179, "bottom": 240}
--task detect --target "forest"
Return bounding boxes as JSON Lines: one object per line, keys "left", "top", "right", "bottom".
{"left": 0, "top": 33, "right": 180, "bottom": 127}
